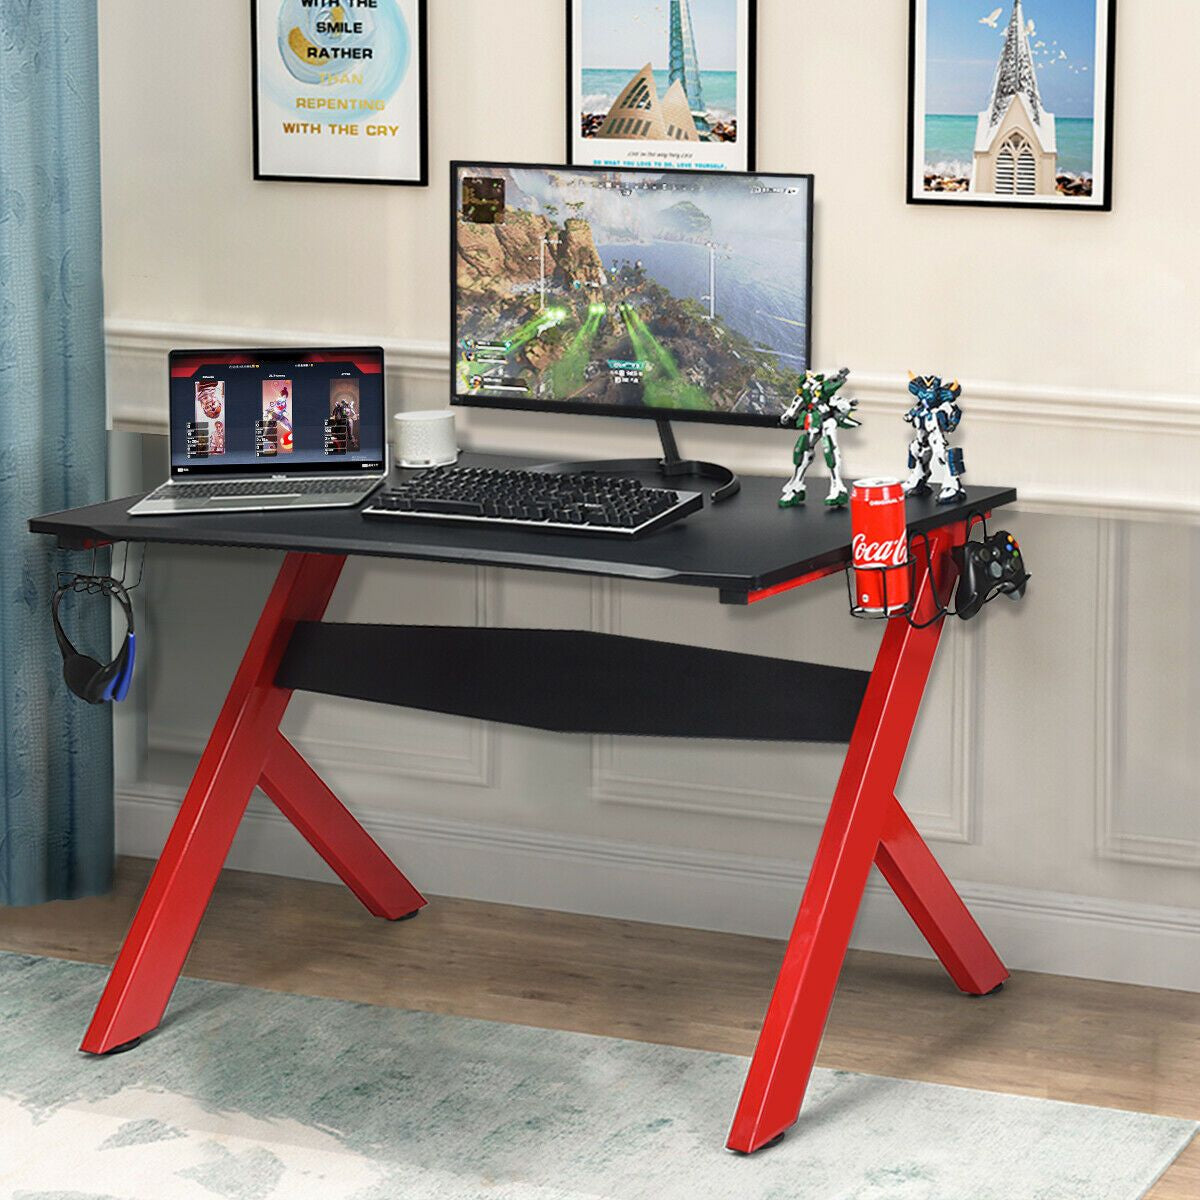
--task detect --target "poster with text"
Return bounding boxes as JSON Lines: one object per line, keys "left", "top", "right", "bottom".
{"left": 252, "top": 0, "right": 427, "bottom": 185}
{"left": 568, "top": 0, "right": 756, "bottom": 172}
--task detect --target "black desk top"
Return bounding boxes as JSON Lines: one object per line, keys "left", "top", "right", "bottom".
{"left": 29, "top": 453, "right": 1016, "bottom": 600}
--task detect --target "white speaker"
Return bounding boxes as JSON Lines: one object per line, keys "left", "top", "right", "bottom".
{"left": 392, "top": 409, "right": 459, "bottom": 468}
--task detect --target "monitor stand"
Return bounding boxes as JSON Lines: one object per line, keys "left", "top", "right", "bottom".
{"left": 529, "top": 419, "right": 741, "bottom": 504}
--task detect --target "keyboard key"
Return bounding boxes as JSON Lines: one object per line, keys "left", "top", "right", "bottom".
{"left": 417, "top": 499, "right": 485, "bottom": 515}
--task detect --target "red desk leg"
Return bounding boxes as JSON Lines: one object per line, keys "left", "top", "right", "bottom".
{"left": 876, "top": 798, "right": 1007, "bottom": 996}
{"left": 81, "top": 552, "right": 425, "bottom": 1055}
{"left": 727, "top": 524, "right": 1005, "bottom": 1153}
{"left": 260, "top": 730, "right": 426, "bottom": 921}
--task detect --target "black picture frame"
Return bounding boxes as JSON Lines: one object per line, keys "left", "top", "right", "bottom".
{"left": 566, "top": 0, "right": 758, "bottom": 173}
{"left": 250, "top": 0, "right": 428, "bottom": 187}
{"left": 448, "top": 160, "right": 813, "bottom": 430}
{"left": 906, "top": 0, "right": 1116, "bottom": 211}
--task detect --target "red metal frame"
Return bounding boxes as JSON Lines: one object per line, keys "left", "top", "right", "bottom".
{"left": 259, "top": 731, "right": 425, "bottom": 920}
{"left": 83, "top": 534, "right": 1006, "bottom": 1155}
{"left": 80, "top": 552, "right": 426, "bottom": 1055}
{"left": 726, "top": 522, "right": 1007, "bottom": 1152}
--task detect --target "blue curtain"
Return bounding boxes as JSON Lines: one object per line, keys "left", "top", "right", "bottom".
{"left": 0, "top": 2, "right": 112, "bottom": 904}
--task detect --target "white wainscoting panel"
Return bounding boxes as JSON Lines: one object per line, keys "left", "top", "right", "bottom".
{"left": 109, "top": 324, "right": 1200, "bottom": 991}
{"left": 145, "top": 551, "right": 497, "bottom": 801}
{"left": 1097, "top": 521, "right": 1200, "bottom": 869}
{"left": 123, "top": 500, "right": 1200, "bottom": 989}
{"left": 115, "top": 782, "right": 1200, "bottom": 993}
{"left": 588, "top": 579, "right": 976, "bottom": 843}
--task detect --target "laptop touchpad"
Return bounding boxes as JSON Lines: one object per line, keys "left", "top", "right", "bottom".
{"left": 208, "top": 494, "right": 298, "bottom": 504}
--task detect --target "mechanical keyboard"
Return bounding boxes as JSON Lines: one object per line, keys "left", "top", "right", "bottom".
{"left": 362, "top": 467, "right": 703, "bottom": 537}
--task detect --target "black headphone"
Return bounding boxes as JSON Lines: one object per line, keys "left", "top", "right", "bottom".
{"left": 52, "top": 576, "right": 136, "bottom": 704}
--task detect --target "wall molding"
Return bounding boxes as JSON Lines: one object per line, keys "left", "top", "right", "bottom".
{"left": 104, "top": 318, "right": 1200, "bottom": 520}
{"left": 106, "top": 318, "right": 1200, "bottom": 436}
{"left": 106, "top": 319, "right": 445, "bottom": 434}
{"left": 587, "top": 579, "right": 977, "bottom": 843}
{"left": 1007, "top": 491, "right": 1200, "bottom": 524}
{"left": 116, "top": 780, "right": 1200, "bottom": 993}
{"left": 107, "top": 318, "right": 447, "bottom": 381}
{"left": 151, "top": 725, "right": 495, "bottom": 789}
{"left": 147, "top": 565, "right": 498, "bottom": 790}
{"left": 1095, "top": 522, "right": 1200, "bottom": 869}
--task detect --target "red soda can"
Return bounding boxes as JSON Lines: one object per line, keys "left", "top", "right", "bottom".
{"left": 850, "top": 478, "right": 911, "bottom": 614}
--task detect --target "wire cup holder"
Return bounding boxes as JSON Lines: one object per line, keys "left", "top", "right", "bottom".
{"left": 844, "top": 513, "right": 1000, "bottom": 629}
{"left": 844, "top": 552, "right": 917, "bottom": 622}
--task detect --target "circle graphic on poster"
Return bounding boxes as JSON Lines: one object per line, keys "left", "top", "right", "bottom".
{"left": 273, "top": 0, "right": 410, "bottom": 117}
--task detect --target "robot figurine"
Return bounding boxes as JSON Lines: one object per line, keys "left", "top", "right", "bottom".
{"left": 904, "top": 373, "right": 965, "bottom": 504}
{"left": 779, "top": 367, "right": 860, "bottom": 508}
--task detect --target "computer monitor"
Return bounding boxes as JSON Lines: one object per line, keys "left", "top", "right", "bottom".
{"left": 450, "top": 162, "right": 813, "bottom": 429}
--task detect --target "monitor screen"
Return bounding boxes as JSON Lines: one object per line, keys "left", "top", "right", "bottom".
{"left": 451, "top": 162, "right": 812, "bottom": 427}
{"left": 168, "top": 348, "right": 386, "bottom": 477}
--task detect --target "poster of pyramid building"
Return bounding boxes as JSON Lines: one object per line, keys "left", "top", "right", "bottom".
{"left": 569, "top": 0, "right": 756, "bottom": 173}
{"left": 907, "top": 1, "right": 1115, "bottom": 209}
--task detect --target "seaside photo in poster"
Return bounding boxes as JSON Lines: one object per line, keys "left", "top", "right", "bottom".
{"left": 908, "top": 0, "right": 1116, "bottom": 209}
{"left": 251, "top": 0, "right": 427, "bottom": 185}
{"left": 568, "top": 0, "right": 756, "bottom": 172}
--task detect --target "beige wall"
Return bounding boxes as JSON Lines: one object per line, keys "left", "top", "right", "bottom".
{"left": 99, "top": 1, "right": 1200, "bottom": 399}
{"left": 99, "top": 3, "right": 1200, "bottom": 989}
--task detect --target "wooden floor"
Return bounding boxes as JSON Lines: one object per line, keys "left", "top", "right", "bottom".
{"left": 2, "top": 858, "right": 1197, "bottom": 1194}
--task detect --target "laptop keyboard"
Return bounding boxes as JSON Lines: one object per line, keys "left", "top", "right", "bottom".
{"left": 148, "top": 478, "right": 364, "bottom": 501}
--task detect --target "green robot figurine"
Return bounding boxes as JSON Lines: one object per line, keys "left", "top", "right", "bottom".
{"left": 779, "top": 367, "right": 861, "bottom": 508}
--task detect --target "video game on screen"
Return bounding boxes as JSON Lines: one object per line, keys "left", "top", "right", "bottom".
{"left": 454, "top": 166, "right": 811, "bottom": 421}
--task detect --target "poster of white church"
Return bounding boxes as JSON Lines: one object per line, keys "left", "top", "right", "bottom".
{"left": 907, "top": 0, "right": 1116, "bottom": 209}
{"left": 568, "top": 0, "right": 757, "bottom": 172}
{"left": 251, "top": 0, "right": 427, "bottom": 186}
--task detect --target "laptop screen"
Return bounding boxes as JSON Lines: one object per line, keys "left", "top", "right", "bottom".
{"left": 168, "top": 348, "right": 386, "bottom": 477}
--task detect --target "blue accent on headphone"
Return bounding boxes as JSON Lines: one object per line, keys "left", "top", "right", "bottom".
{"left": 52, "top": 576, "right": 137, "bottom": 705}
{"left": 105, "top": 633, "right": 136, "bottom": 703}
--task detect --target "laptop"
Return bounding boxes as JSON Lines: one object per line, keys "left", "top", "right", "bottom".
{"left": 130, "top": 347, "right": 388, "bottom": 516}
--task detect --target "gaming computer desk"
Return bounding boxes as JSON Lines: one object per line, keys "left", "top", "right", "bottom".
{"left": 30, "top": 161, "right": 1017, "bottom": 1152}
{"left": 31, "top": 453, "right": 1018, "bottom": 1154}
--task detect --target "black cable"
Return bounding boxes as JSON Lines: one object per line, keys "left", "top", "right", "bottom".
{"left": 904, "top": 510, "right": 1022, "bottom": 627}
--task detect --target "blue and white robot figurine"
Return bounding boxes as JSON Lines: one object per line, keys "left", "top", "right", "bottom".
{"left": 904, "top": 373, "right": 965, "bottom": 505}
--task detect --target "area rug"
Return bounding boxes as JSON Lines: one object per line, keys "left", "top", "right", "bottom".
{"left": 0, "top": 953, "right": 1194, "bottom": 1200}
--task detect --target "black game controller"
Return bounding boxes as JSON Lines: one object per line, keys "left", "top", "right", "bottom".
{"left": 954, "top": 530, "right": 1028, "bottom": 620}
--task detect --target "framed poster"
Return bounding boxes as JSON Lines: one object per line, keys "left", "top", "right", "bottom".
{"left": 251, "top": 0, "right": 428, "bottom": 186}
{"left": 568, "top": 0, "right": 756, "bottom": 172}
{"left": 908, "top": 0, "right": 1116, "bottom": 210}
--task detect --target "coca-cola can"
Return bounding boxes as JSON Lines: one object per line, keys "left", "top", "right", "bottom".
{"left": 850, "top": 478, "right": 911, "bottom": 614}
